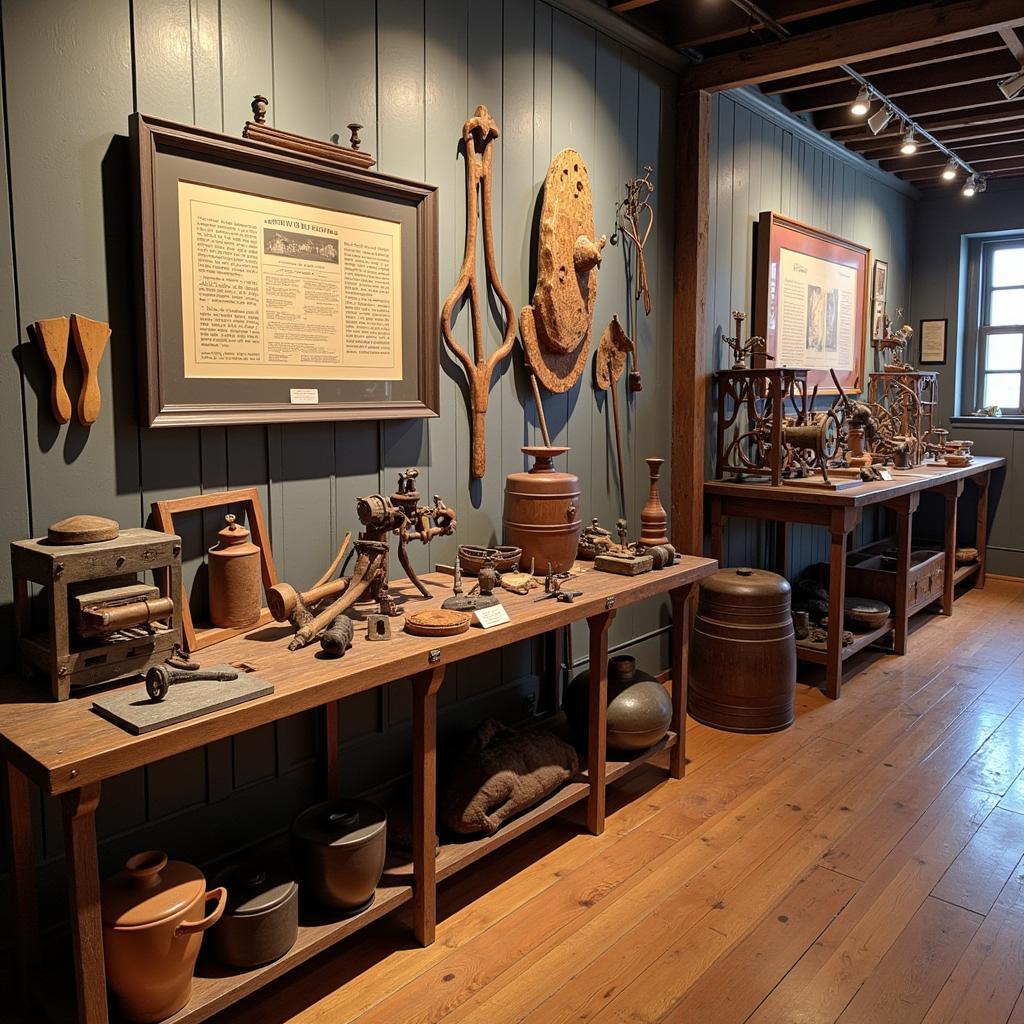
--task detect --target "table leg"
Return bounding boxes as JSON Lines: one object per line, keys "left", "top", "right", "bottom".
{"left": 586, "top": 610, "right": 615, "bottom": 836}
{"left": 710, "top": 497, "right": 724, "bottom": 564}
{"left": 890, "top": 493, "right": 919, "bottom": 656}
{"left": 411, "top": 665, "right": 445, "bottom": 946}
{"left": 670, "top": 585, "right": 694, "bottom": 780}
{"left": 321, "top": 700, "right": 339, "bottom": 800}
{"left": 774, "top": 521, "right": 790, "bottom": 579}
{"left": 61, "top": 783, "right": 106, "bottom": 1024}
{"left": 941, "top": 481, "right": 964, "bottom": 616}
{"left": 975, "top": 472, "right": 990, "bottom": 590}
{"left": 825, "top": 509, "right": 859, "bottom": 701}
{"left": 3, "top": 761, "right": 38, "bottom": 1005}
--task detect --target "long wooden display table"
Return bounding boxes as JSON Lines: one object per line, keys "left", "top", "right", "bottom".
{"left": 705, "top": 456, "right": 1003, "bottom": 699}
{"left": 0, "top": 556, "right": 717, "bottom": 1024}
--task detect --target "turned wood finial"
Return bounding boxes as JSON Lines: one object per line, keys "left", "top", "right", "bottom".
{"left": 251, "top": 95, "right": 269, "bottom": 124}
{"left": 347, "top": 123, "right": 363, "bottom": 151}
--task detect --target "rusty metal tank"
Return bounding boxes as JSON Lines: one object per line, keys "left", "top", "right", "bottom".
{"left": 503, "top": 446, "right": 582, "bottom": 574}
{"left": 689, "top": 567, "right": 796, "bottom": 734}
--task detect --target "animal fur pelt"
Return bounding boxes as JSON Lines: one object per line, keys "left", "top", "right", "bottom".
{"left": 441, "top": 719, "right": 579, "bottom": 836}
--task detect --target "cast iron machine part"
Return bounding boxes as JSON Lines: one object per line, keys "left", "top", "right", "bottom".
{"left": 146, "top": 662, "right": 240, "bottom": 702}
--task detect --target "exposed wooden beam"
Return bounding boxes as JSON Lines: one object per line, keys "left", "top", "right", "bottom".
{"left": 814, "top": 81, "right": 1014, "bottom": 131}
{"left": 832, "top": 101, "right": 1024, "bottom": 142}
{"left": 880, "top": 140, "right": 1024, "bottom": 171}
{"left": 999, "top": 26, "right": 1024, "bottom": 62}
{"left": 669, "top": 1, "right": 869, "bottom": 51}
{"left": 609, "top": 0, "right": 660, "bottom": 12}
{"left": 786, "top": 50, "right": 1020, "bottom": 113}
{"left": 672, "top": 89, "right": 710, "bottom": 560}
{"left": 680, "top": 0, "right": 1024, "bottom": 93}
{"left": 845, "top": 117, "right": 1024, "bottom": 153}
{"left": 761, "top": 37, "right": 1006, "bottom": 94}
{"left": 900, "top": 153, "right": 1024, "bottom": 180}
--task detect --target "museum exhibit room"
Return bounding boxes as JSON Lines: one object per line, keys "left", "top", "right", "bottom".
{"left": 7, "top": 0, "right": 1024, "bottom": 1021}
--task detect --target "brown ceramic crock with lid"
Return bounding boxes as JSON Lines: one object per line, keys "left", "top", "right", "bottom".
{"left": 101, "top": 850, "right": 226, "bottom": 1023}
{"left": 292, "top": 798, "right": 387, "bottom": 913}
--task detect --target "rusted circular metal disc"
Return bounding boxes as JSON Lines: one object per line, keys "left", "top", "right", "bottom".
{"left": 404, "top": 609, "right": 472, "bottom": 637}
{"left": 47, "top": 514, "right": 120, "bottom": 545}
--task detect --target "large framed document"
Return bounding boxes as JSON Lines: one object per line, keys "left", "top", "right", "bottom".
{"left": 754, "top": 212, "right": 870, "bottom": 395}
{"left": 131, "top": 114, "right": 438, "bottom": 426}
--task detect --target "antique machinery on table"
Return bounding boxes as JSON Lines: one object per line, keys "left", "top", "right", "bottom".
{"left": 269, "top": 469, "right": 456, "bottom": 650}
{"left": 11, "top": 515, "right": 182, "bottom": 700}
{"left": 866, "top": 370, "right": 938, "bottom": 467}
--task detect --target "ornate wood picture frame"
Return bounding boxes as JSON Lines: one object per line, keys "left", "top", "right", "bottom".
{"left": 152, "top": 487, "right": 278, "bottom": 652}
{"left": 754, "top": 211, "right": 871, "bottom": 394}
{"left": 131, "top": 113, "right": 439, "bottom": 426}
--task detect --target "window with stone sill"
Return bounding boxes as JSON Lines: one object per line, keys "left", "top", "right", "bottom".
{"left": 970, "top": 238, "right": 1024, "bottom": 415}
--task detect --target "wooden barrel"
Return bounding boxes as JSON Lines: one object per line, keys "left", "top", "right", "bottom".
{"left": 689, "top": 567, "right": 796, "bottom": 733}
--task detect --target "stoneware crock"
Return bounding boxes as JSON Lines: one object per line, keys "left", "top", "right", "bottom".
{"left": 291, "top": 798, "right": 387, "bottom": 913}
{"left": 564, "top": 655, "right": 673, "bottom": 751}
{"left": 101, "top": 850, "right": 226, "bottom": 1023}
{"left": 209, "top": 860, "right": 298, "bottom": 968}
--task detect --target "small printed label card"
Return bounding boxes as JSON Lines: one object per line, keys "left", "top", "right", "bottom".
{"left": 474, "top": 604, "right": 510, "bottom": 628}
{"left": 289, "top": 388, "right": 320, "bottom": 405}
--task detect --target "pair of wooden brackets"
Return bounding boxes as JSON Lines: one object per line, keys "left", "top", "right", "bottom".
{"left": 32, "top": 314, "right": 111, "bottom": 425}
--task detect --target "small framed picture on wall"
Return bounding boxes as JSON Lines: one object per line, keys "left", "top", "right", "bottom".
{"left": 873, "top": 259, "right": 888, "bottom": 304}
{"left": 919, "top": 318, "right": 948, "bottom": 365}
{"left": 872, "top": 300, "right": 886, "bottom": 343}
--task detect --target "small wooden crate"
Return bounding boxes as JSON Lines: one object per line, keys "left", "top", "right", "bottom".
{"left": 846, "top": 538, "right": 944, "bottom": 618}
{"left": 11, "top": 527, "right": 182, "bottom": 700}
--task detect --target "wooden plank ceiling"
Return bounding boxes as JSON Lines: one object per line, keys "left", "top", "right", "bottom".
{"left": 605, "top": 0, "right": 1024, "bottom": 188}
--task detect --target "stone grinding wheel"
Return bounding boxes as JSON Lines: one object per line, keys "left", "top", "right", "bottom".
{"left": 520, "top": 149, "right": 606, "bottom": 396}
{"left": 47, "top": 514, "right": 120, "bottom": 545}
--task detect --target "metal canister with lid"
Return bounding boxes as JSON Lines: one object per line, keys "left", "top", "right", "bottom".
{"left": 291, "top": 798, "right": 387, "bottom": 914}
{"left": 207, "top": 513, "right": 262, "bottom": 628}
{"left": 209, "top": 860, "right": 298, "bottom": 967}
{"left": 689, "top": 567, "right": 796, "bottom": 733}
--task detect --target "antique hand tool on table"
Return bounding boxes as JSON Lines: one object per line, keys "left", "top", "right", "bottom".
{"left": 440, "top": 105, "right": 517, "bottom": 479}
{"left": 146, "top": 662, "right": 239, "bottom": 702}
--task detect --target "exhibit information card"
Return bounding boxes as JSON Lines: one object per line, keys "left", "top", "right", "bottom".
{"left": 776, "top": 246, "right": 857, "bottom": 373}
{"left": 178, "top": 181, "right": 403, "bottom": 381}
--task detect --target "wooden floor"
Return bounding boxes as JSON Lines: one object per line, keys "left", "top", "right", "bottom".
{"left": 217, "top": 577, "right": 1024, "bottom": 1024}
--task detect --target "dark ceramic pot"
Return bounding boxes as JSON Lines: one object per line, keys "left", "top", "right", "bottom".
{"left": 291, "top": 799, "right": 387, "bottom": 914}
{"left": 564, "top": 655, "right": 673, "bottom": 751}
{"left": 209, "top": 860, "right": 298, "bottom": 968}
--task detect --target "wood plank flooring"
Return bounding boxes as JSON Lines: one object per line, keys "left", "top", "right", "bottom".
{"left": 216, "top": 578, "right": 1024, "bottom": 1024}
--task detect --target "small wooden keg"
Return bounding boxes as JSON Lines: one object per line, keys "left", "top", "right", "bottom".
{"left": 689, "top": 567, "right": 796, "bottom": 733}
{"left": 503, "top": 446, "right": 582, "bottom": 574}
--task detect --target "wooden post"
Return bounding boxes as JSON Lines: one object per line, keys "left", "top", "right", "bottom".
{"left": 975, "top": 471, "right": 990, "bottom": 589}
{"left": 671, "top": 88, "right": 711, "bottom": 557}
{"left": 411, "top": 665, "right": 446, "bottom": 946}
{"left": 3, "top": 761, "right": 38, "bottom": 1004}
{"left": 887, "top": 492, "right": 919, "bottom": 655}
{"left": 774, "top": 521, "right": 790, "bottom": 579}
{"left": 670, "top": 584, "right": 694, "bottom": 779}
{"left": 710, "top": 497, "right": 725, "bottom": 564}
{"left": 61, "top": 783, "right": 106, "bottom": 1024}
{"left": 586, "top": 610, "right": 615, "bottom": 836}
{"left": 940, "top": 479, "right": 964, "bottom": 615}
{"left": 321, "top": 700, "right": 339, "bottom": 800}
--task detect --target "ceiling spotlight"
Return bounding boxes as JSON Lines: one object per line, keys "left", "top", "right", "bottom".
{"left": 900, "top": 126, "right": 918, "bottom": 155}
{"left": 962, "top": 174, "right": 978, "bottom": 197}
{"left": 941, "top": 158, "right": 958, "bottom": 182}
{"left": 997, "top": 68, "right": 1024, "bottom": 101}
{"left": 867, "top": 105, "right": 895, "bottom": 136}
{"left": 851, "top": 87, "right": 871, "bottom": 116}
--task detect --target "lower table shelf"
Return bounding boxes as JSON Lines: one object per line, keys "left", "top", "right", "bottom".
{"left": 953, "top": 562, "right": 980, "bottom": 586}
{"left": 796, "top": 619, "right": 895, "bottom": 664}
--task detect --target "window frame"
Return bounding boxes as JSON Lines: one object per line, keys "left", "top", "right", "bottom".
{"left": 971, "top": 238, "right": 1024, "bottom": 415}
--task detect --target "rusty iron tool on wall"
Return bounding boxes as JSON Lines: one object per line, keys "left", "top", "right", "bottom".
{"left": 595, "top": 315, "right": 635, "bottom": 514}
{"left": 440, "top": 105, "right": 517, "bottom": 479}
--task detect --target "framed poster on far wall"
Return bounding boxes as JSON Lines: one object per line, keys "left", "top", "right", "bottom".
{"left": 754, "top": 211, "right": 871, "bottom": 394}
